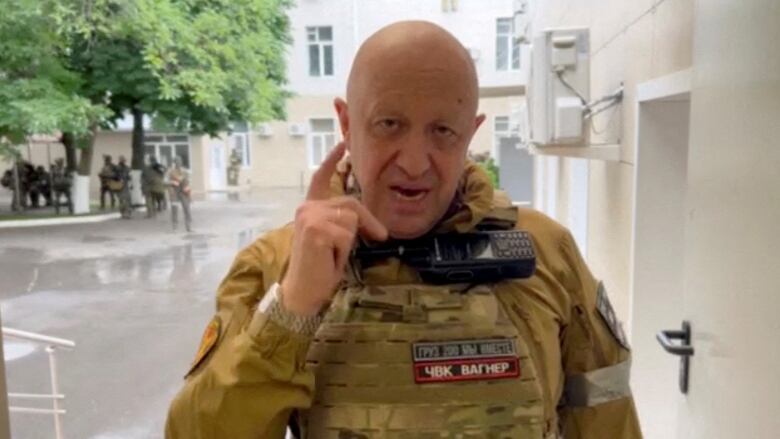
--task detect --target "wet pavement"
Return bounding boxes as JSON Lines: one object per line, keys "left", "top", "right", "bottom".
{"left": 0, "top": 189, "right": 302, "bottom": 439}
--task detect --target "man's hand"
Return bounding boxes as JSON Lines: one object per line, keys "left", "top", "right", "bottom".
{"left": 280, "top": 142, "right": 388, "bottom": 317}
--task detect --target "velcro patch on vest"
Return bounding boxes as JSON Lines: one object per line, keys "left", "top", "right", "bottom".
{"left": 596, "top": 282, "right": 631, "bottom": 350}
{"left": 412, "top": 339, "right": 520, "bottom": 383}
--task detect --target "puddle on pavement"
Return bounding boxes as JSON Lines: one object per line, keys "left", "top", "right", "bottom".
{"left": 82, "top": 235, "right": 115, "bottom": 243}
{"left": 3, "top": 341, "right": 36, "bottom": 362}
{"left": 0, "top": 238, "right": 215, "bottom": 298}
{"left": 0, "top": 225, "right": 267, "bottom": 299}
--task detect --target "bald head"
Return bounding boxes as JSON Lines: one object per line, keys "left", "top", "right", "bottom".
{"left": 333, "top": 21, "right": 486, "bottom": 239}
{"left": 346, "top": 21, "right": 479, "bottom": 115}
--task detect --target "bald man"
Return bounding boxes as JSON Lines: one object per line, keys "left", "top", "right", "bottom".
{"left": 165, "top": 21, "right": 642, "bottom": 439}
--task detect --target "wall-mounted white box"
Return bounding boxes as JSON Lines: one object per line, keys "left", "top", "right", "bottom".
{"left": 529, "top": 28, "right": 590, "bottom": 146}
{"left": 555, "top": 97, "right": 584, "bottom": 141}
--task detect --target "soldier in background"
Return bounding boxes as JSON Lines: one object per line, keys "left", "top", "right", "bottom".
{"left": 142, "top": 155, "right": 167, "bottom": 218}
{"left": 227, "top": 149, "right": 241, "bottom": 186}
{"left": 35, "top": 165, "right": 53, "bottom": 207}
{"left": 25, "top": 162, "right": 43, "bottom": 208}
{"left": 227, "top": 149, "right": 242, "bottom": 201}
{"left": 116, "top": 155, "right": 132, "bottom": 219}
{"left": 1, "top": 161, "right": 31, "bottom": 211}
{"left": 50, "top": 158, "right": 73, "bottom": 215}
{"left": 99, "top": 155, "right": 118, "bottom": 210}
{"left": 1, "top": 167, "right": 22, "bottom": 211}
{"left": 141, "top": 155, "right": 157, "bottom": 218}
{"left": 168, "top": 156, "right": 192, "bottom": 232}
{"left": 150, "top": 156, "right": 168, "bottom": 212}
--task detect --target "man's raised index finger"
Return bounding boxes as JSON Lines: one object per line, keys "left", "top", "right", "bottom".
{"left": 307, "top": 142, "right": 347, "bottom": 200}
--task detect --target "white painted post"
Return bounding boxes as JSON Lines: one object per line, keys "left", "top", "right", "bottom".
{"left": 130, "top": 170, "right": 144, "bottom": 206}
{"left": 72, "top": 175, "right": 90, "bottom": 214}
{"left": 0, "top": 312, "right": 12, "bottom": 439}
{"left": 46, "top": 347, "right": 63, "bottom": 439}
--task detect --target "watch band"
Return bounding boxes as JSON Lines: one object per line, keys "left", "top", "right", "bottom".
{"left": 261, "top": 282, "right": 322, "bottom": 336}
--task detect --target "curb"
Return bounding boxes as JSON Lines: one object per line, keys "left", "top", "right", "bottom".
{"left": 0, "top": 212, "right": 122, "bottom": 229}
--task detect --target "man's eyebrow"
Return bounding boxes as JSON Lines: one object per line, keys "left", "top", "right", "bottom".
{"left": 365, "top": 104, "right": 404, "bottom": 117}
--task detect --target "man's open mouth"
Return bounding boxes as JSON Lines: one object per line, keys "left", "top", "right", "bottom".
{"left": 391, "top": 185, "right": 429, "bottom": 201}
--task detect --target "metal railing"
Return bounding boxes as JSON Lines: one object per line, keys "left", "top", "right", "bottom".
{"left": 2, "top": 327, "right": 75, "bottom": 439}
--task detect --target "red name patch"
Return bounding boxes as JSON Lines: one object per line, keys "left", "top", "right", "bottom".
{"left": 414, "top": 357, "right": 520, "bottom": 383}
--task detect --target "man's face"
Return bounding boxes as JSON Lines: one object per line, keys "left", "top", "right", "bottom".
{"left": 336, "top": 66, "right": 484, "bottom": 239}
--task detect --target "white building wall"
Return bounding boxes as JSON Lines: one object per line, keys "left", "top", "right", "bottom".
{"left": 286, "top": 0, "right": 356, "bottom": 96}
{"left": 238, "top": 0, "right": 529, "bottom": 193}
{"left": 529, "top": 0, "right": 695, "bottom": 324}
{"left": 287, "top": 0, "right": 527, "bottom": 95}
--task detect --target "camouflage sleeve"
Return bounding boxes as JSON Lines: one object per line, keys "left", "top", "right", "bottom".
{"left": 556, "top": 231, "right": 643, "bottom": 439}
{"left": 165, "top": 233, "right": 314, "bottom": 439}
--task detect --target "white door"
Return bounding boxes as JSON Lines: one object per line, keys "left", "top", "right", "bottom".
{"left": 676, "top": 1, "right": 780, "bottom": 436}
{"left": 210, "top": 142, "right": 226, "bottom": 190}
{"left": 631, "top": 1, "right": 780, "bottom": 437}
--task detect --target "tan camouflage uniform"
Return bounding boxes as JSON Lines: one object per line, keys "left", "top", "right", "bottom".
{"left": 165, "top": 162, "right": 642, "bottom": 439}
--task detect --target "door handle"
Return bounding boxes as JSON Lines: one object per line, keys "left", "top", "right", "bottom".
{"left": 656, "top": 320, "right": 693, "bottom": 393}
{"left": 656, "top": 321, "right": 694, "bottom": 356}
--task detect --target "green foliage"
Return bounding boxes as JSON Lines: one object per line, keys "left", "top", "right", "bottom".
{"left": 1, "top": 0, "right": 292, "bottom": 165}
{"left": 471, "top": 153, "right": 500, "bottom": 189}
{"left": 481, "top": 157, "right": 500, "bottom": 189}
{"left": 127, "top": 0, "right": 293, "bottom": 133}
{"left": 0, "top": 0, "right": 109, "bottom": 158}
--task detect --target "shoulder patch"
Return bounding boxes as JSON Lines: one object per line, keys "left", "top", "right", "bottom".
{"left": 187, "top": 315, "right": 221, "bottom": 377}
{"left": 596, "top": 282, "right": 630, "bottom": 350}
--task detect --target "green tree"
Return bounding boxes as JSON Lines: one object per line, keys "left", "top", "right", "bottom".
{"left": 69, "top": 0, "right": 292, "bottom": 172}
{"left": 0, "top": 0, "right": 108, "bottom": 163}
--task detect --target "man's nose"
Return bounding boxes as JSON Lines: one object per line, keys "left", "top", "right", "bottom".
{"left": 394, "top": 133, "right": 432, "bottom": 178}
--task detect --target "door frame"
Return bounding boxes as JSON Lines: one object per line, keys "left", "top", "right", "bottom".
{"left": 629, "top": 68, "right": 692, "bottom": 439}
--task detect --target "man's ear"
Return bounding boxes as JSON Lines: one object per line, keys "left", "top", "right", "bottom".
{"left": 334, "top": 98, "right": 350, "bottom": 145}
{"left": 475, "top": 113, "right": 487, "bottom": 132}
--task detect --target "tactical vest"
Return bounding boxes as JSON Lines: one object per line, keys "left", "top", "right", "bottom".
{"left": 298, "top": 201, "right": 546, "bottom": 438}
{"left": 299, "top": 280, "right": 546, "bottom": 439}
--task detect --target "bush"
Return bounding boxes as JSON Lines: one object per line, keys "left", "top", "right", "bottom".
{"left": 474, "top": 156, "right": 499, "bottom": 188}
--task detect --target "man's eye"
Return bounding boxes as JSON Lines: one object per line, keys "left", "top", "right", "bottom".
{"left": 434, "top": 125, "right": 456, "bottom": 138}
{"left": 377, "top": 119, "right": 399, "bottom": 130}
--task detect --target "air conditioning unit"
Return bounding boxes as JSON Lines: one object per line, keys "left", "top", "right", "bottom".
{"left": 288, "top": 123, "right": 307, "bottom": 137}
{"left": 256, "top": 123, "right": 273, "bottom": 137}
{"left": 528, "top": 28, "right": 590, "bottom": 146}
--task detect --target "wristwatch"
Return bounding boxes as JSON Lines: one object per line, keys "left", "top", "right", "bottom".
{"left": 258, "top": 282, "right": 322, "bottom": 336}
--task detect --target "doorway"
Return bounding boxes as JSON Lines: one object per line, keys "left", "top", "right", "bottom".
{"left": 210, "top": 141, "right": 227, "bottom": 191}
{"left": 629, "top": 69, "right": 691, "bottom": 439}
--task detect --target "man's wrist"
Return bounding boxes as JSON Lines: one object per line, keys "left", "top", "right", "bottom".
{"left": 278, "top": 280, "right": 323, "bottom": 317}
{"left": 259, "top": 283, "right": 322, "bottom": 336}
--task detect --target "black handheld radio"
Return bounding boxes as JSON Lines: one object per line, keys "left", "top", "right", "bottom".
{"left": 353, "top": 230, "right": 536, "bottom": 284}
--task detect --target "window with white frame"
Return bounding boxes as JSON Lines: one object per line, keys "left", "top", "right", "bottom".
{"left": 144, "top": 134, "right": 191, "bottom": 168}
{"left": 493, "top": 115, "right": 512, "bottom": 165}
{"left": 230, "top": 132, "right": 251, "bottom": 167}
{"left": 308, "top": 118, "right": 337, "bottom": 168}
{"left": 307, "top": 26, "right": 334, "bottom": 77}
{"left": 496, "top": 18, "right": 520, "bottom": 71}
{"left": 441, "top": 0, "right": 458, "bottom": 12}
